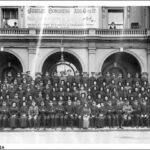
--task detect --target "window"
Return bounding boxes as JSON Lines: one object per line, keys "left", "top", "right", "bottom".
{"left": 108, "top": 9, "right": 124, "bottom": 29}
{"left": 2, "top": 8, "right": 18, "bottom": 28}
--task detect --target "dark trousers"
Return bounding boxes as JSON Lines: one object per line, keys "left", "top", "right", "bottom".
{"left": 9, "top": 115, "right": 18, "bottom": 128}
{"left": 106, "top": 114, "right": 116, "bottom": 128}
{"left": 96, "top": 115, "right": 105, "bottom": 128}
{"left": 0, "top": 114, "right": 8, "bottom": 128}
{"left": 64, "top": 114, "right": 74, "bottom": 128}
{"left": 47, "top": 114, "right": 55, "bottom": 128}
{"left": 74, "top": 115, "right": 82, "bottom": 128}
{"left": 132, "top": 114, "right": 140, "bottom": 127}
{"left": 116, "top": 113, "right": 123, "bottom": 128}
{"left": 38, "top": 114, "right": 47, "bottom": 128}
{"left": 28, "top": 116, "right": 38, "bottom": 128}
{"left": 55, "top": 114, "right": 64, "bottom": 128}
{"left": 141, "top": 114, "right": 149, "bottom": 127}
{"left": 122, "top": 114, "right": 132, "bottom": 126}
{"left": 20, "top": 115, "right": 28, "bottom": 128}
{"left": 90, "top": 116, "right": 97, "bottom": 128}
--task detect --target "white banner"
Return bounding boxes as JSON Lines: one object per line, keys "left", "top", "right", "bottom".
{"left": 25, "top": 6, "right": 99, "bottom": 28}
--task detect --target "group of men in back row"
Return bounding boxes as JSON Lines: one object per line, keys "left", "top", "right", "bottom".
{"left": 0, "top": 70, "right": 150, "bottom": 130}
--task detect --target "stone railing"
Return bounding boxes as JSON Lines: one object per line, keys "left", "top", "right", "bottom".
{"left": 0, "top": 28, "right": 30, "bottom": 35}
{"left": 36, "top": 28, "right": 89, "bottom": 36}
{"left": 0, "top": 28, "right": 148, "bottom": 38}
{"left": 95, "top": 29, "right": 147, "bottom": 36}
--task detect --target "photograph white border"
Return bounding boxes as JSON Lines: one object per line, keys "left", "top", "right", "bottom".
{"left": 0, "top": 0, "right": 150, "bottom": 149}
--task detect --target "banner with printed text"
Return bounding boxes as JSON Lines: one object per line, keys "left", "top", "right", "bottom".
{"left": 25, "top": 6, "right": 99, "bottom": 28}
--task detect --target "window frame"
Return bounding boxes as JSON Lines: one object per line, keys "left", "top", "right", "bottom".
{"left": 2, "top": 8, "right": 18, "bottom": 19}
{"left": 107, "top": 7, "right": 124, "bottom": 29}
{"left": 1, "top": 7, "right": 19, "bottom": 28}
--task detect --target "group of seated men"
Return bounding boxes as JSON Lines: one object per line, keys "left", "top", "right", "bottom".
{"left": 0, "top": 70, "right": 150, "bottom": 130}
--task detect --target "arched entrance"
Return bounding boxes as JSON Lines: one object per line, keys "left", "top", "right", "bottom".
{"left": 0, "top": 52, "right": 23, "bottom": 80}
{"left": 101, "top": 52, "right": 141, "bottom": 77}
{"left": 42, "top": 52, "right": 83, "bottom": 75}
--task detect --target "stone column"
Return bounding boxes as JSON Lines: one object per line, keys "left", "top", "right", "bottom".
{"left": 28, "top": 47, "right": 36, "bottom": 78}
{"left": 0, "top": 8, "right": 2, "bottom": 28}
{"left": 147, "top": 48, "right": 150, "bottom": 83}
{"left": 88, "top": 47, "right": 96, "bottom": 76}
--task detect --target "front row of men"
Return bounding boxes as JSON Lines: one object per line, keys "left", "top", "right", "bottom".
{"left": 0, "top": 99, "right": 149, "bottom": 130}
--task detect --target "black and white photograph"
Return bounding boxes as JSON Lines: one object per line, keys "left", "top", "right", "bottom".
{"left": 0, "top": 1, "right": 150, "bottom": 149}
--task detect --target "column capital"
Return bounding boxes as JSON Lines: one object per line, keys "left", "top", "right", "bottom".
{"left": 148, "top": 50, "right": 150, "bottom": 54}
{"left": 88, "top": 41, "right": 96, "bottom": 54}
{"left": 88, "top": 48, "right": 96, "bottom": 54}
{"left": 28, "top": 47, "right": 36, "bottom": 54}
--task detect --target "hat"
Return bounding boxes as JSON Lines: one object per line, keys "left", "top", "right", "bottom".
{"left": 81, "top": 92, "right": 86, "bottom": 95}
{"left": 92, "top": 101, "right": 96, "bottom": 104}
{"left": 49, "top": 100, "right": 53, "bottom": 104}
{"left": 75, "top": 70, "right": 79, "bottom": 74}
{"left": 35, "top": 72, "right": 42, "bottom": 76}
{"left": 41, "top": 101, "right": 44, "bottom": 105}
{"left": 87, "top": 94, "right": 91, "bottom": 97}
{"left": 27, "top": 85, "right": 30, "bottom": 88}
{"left": 2, "top": 101, "right": 7, "bottom": 105}
{"left": 95, "top": 72, "right": 100, "bottom": 76}
{"left": 58, "top": 100, "right": 63, "bottom": 103}
{"left": 45, "top": 71, "right": 49, "bottom": 74}
{"left": 22, "top": 72, "right": 26, "bottom": 75}
{"left": 26, "top": 71, "right": 30, "bottom": 74}
{"left": 15, "top": 93, "right": 18, "bottom": 96}
{"left": 83, "top": 72, "right": 87, "bottom": 75}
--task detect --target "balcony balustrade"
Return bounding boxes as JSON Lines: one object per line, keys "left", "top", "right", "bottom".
{"left": 0, "top": 28, "right": 29, "bottom": 35}
{"left": 0, "top": 28, "right": 148, "bottom": 38}
{"left": 95, "top": 29, "right": 147, "bottom": 37}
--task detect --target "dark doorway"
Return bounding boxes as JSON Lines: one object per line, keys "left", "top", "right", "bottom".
{"left": 0, "top": 52, "right": 23, "bottom": 80}
{"left": 42, "top": 52, "right": 83, "bottom": 76}
{"left": 102, "top": 52, "right": 141, "bottom": 77}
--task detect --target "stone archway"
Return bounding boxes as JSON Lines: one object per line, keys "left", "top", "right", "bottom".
{"left": 101, "top": 52, "right": 141, "bottom": 77}
{"left": 0, "top": 51, "right": 23, "bottom": 80}
{"left": 42, "top": 51, "right": 83, "bottom": 75}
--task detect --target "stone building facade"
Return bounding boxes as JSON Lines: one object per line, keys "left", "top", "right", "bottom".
{"left": 0, "top": 6, "right": 150, "bottom": 80}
